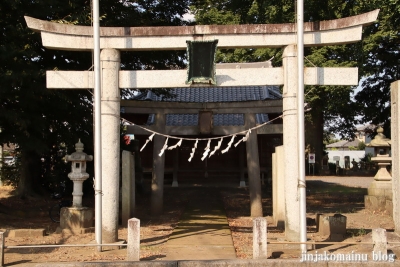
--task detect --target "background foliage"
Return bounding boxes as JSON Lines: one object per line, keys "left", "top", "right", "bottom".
{"left": 0, "top": 0, "right": 190, "bottom": 196}
{"left": 190, "top": 0, "right": 399, "bottom": 173}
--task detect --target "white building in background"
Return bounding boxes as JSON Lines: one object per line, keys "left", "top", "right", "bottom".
{"left": 326, "top": 150, "right": 365, "bottom": 168}
{"left": 325, "top": 125, "right": 375, "bottom": 167}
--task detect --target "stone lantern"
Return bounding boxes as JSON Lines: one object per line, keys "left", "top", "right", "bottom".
{"left": 366, "top": 126, "right": 391, "bottom": 181}
{"left": 65, "top": 139, "right": 93, "bottom": 207}
{"left": 367, "top": 126, "right": 391, "bottom": 157}
{"left": 365, "top": 127, "right": 392, "bottom": 213}
{"left": 60, "top": 139, "right": 94, "bottom": 234}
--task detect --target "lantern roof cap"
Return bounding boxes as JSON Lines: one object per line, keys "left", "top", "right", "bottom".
{"left": 366, "top": 126, "right": 391, "bottom": 147}
{"left": 65, "top": 139, "right": 93, "bottom": 162}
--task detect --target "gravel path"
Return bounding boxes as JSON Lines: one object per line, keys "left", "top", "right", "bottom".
{"left": 306, "top": 176, "right": 374, "bottom": 188}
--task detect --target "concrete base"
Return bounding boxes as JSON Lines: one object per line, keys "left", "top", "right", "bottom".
{"left": 365, "top": 195, "right": 393, "bottom": 215}
{"left": 60, "top": 207, "right": 94, "bottom": 234}
{"left": 368, "top": 180, "right": 393, "bottom": 199}
{"left": 239, "top": 181, "right": 246, "bottom": 187}
{"left": 365, "top": 180, "right": 393, "bottom": 214}
{"left": 172, "top": 181, "right": 178, "bottom": 187}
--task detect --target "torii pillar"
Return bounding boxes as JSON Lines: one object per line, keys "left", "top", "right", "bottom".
{"left": 100, "top": 49, "right": 121, "bottom": 243}
{"left": 282, "top": 45, "right": 300, "bottom": 241}
{"left": 391, "top": 81, "right": 400, "bottom": 233}
{"left": 151, "top": 113, "right": 166, "bottom": 215}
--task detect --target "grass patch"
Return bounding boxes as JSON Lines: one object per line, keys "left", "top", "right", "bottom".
{"left": 306, "top": 180, "right": 367, "bottom": 213}
{"left": 307, "top": 181, "right": 367, "bottom": 195}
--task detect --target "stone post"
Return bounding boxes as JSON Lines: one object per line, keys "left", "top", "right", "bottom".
{"left": 372, "top": 228, "right": 387, "bottom": 257}
{"left": 151, "top": 113, "right": 166, "bottom": 215}
{"left": 253, "top": 217, "right": 267, "bottom": 259}
{"left": 245, "top": 113, "right": 263, "bottom": 217}
{"left": 127, "top": 218, "right": 140, "bottom": 261}
{"left": 391, "top": 81, "right": 400, "bottom": 233}
{"left": 101, "top": 48, "right": 121, "bottom": 243}
{"left": 282, "top": 44, "right": 300, "bottom": 241}
{"left": 122, "top": 151, "right": 135, "bottom": 227}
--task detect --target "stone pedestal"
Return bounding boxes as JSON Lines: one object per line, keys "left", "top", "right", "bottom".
{"left": 60, "top": 207, "right": 94, "bottom": 234}
{"left": 365, "top": 180, "right": 393, "bottom": 215}
{"left": 365, "top": 154, "right": 392, "bottom": 214}
{"left": 368, "top": 180, "right": 393, "bottom": 199}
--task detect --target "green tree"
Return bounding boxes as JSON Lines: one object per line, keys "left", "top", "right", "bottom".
{"left": 357, "top": 141, "right": 366, "bottom": 150}
{"left": 353, "top": 0, "right": 400, "bottom": 138}
{"left": 190, "top": 0, "right": 395, "bottom": 173}
{"left": 0, "top": 0, "right": 94, "bottom": 197}
{"left": 0, "top": 0, "right": 190, "bottom": 197}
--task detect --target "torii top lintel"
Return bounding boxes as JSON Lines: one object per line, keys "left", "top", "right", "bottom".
{"left": 24, "top": 9, "right": 378, "bottom": 51}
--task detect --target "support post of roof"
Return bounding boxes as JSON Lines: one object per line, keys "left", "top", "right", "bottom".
{"left": 151, "top": 113, "right": 166, "bottom": 215}
{"left": 100, "top": 49, "right": 121, "bottom": 243}
{"left": 172, "top": 148, "right": 179, "bottom": 187}
{"left": 273, "top": 145, "right": 285, "bottom": 229}
{"left": 239, "top": 144, "right": 246, "bottom": 187}
{"left": 245, "top": 113, "right": 263, "bottom": 217}
{"left": 391, "top": 81, "right": 400, "bottom": 233}
{"left": 272, "top": 150, "right": 277, "bottom": 221}
{"left": 122, "top": 150, "right": 135, "bottom": 227}
{"left": 282, "top": 44, "right": 301, "bottom": 241}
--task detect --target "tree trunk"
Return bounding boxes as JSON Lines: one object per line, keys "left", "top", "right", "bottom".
{"left": 16, "top": 150, "right": 40, "bottom": 198}
{"left": 305, "top": 107, "right": 324, "bottom": 175}
{"left": 313, "top": 109, "right": 324, "bottom": 174}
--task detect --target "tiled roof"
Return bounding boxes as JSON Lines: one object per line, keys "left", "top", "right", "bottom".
{"left": 135, "top": 86, "right": 281, "bottom": 102}
{"left": 356, "top": 124, "right": 376, "bottom": 134}
{"left": 134, "top": 86, "right": 281, "bottom": 126}
{"left": 326, "top": 139, "right": 361, "bottom": 148}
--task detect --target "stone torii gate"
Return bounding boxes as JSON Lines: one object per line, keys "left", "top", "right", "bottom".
{"left": 25, "top": 9, "right": 378, "bottom": 243}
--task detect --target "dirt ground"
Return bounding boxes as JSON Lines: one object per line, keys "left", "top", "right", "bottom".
{"left": 0, "top": 176, "right": 397, "bottom": 265}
